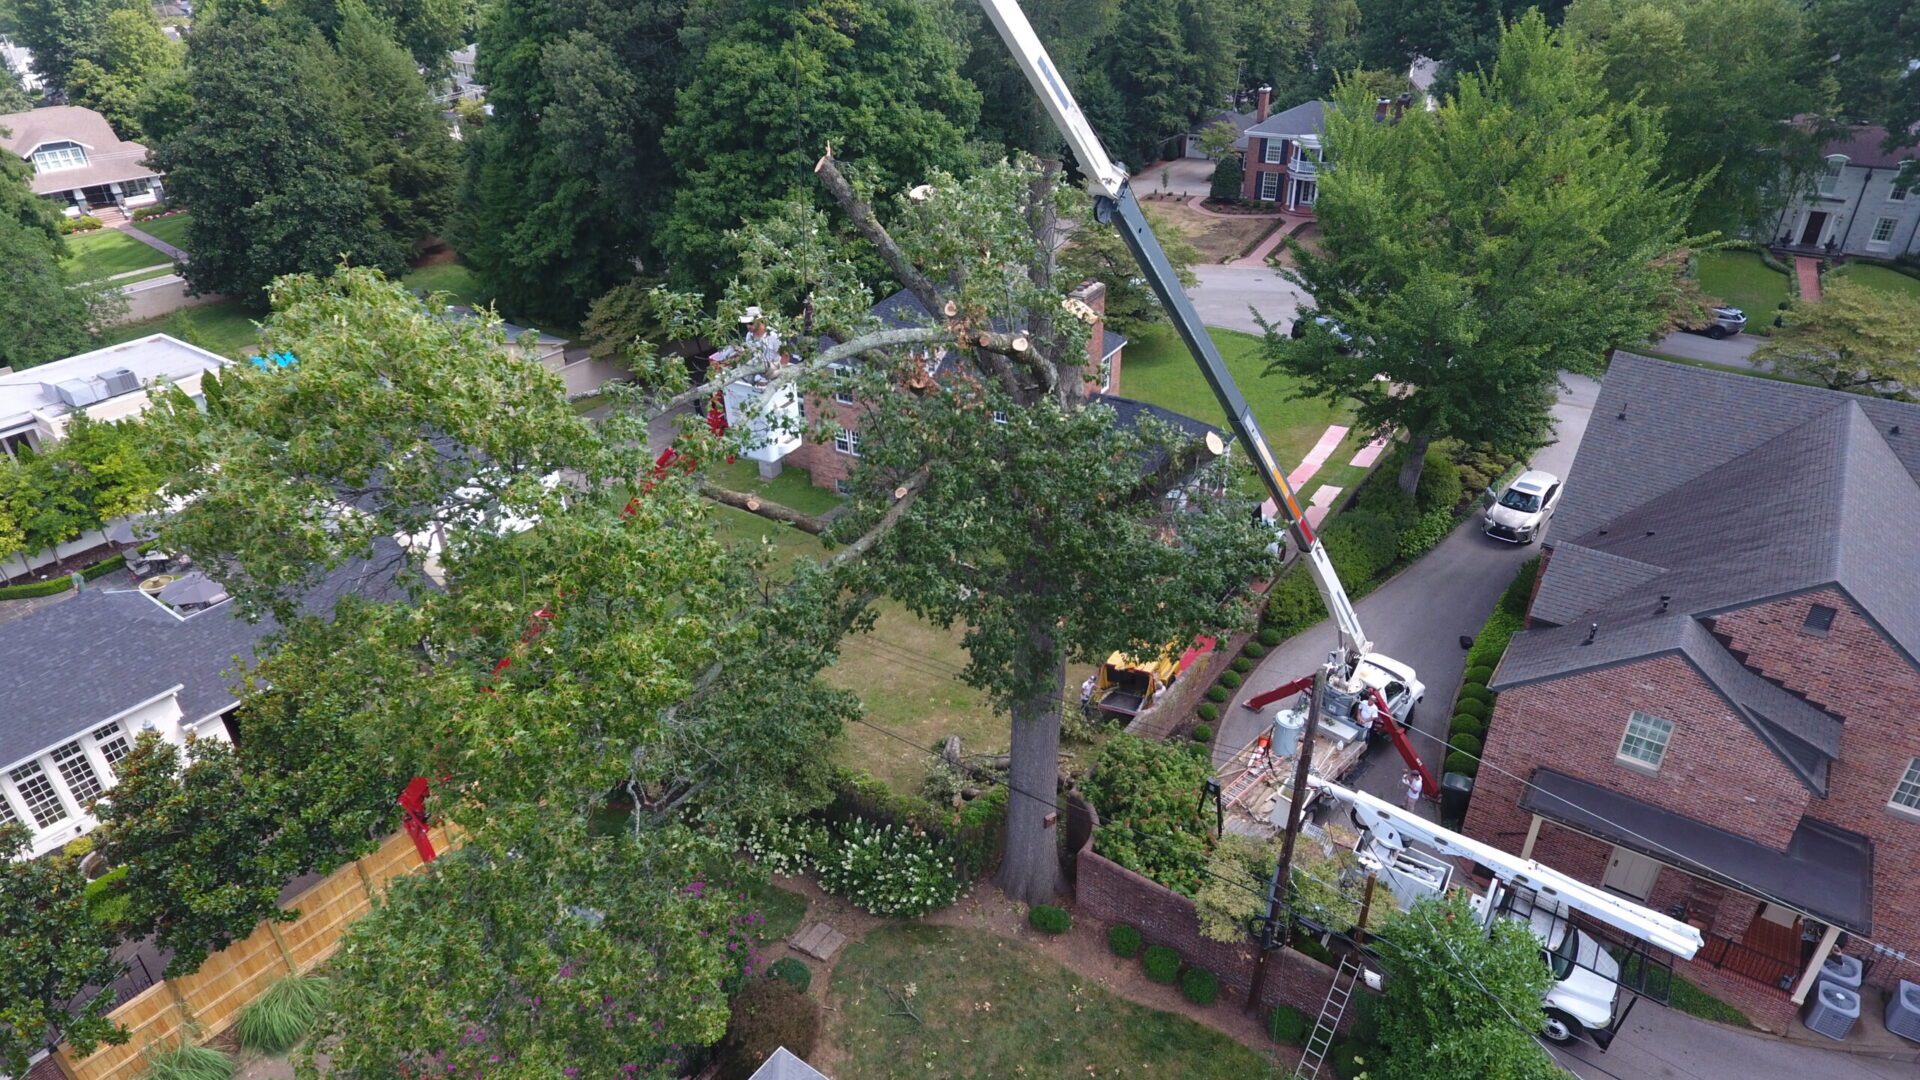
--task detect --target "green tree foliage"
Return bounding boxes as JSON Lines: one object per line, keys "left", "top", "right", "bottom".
{"left": 1812, "top": 0, "right": 1920, "bottom": 152}
{"left": 1564, "top": 0, "right": 1828, "bottom": 236}
{"left": 1081, "top": 734, "right": 1213, "bottom": 895}
{"left": 1091, "top": 0, "right": 1199, "bottom": 166}
{"left": 660, "top": 0, "right": 980, "bottom": 293}
{"left": 316, "top": 814, "right": 754, "bottom": 1080}
{"left": 449, "top": 0, "right": 675, "bottom": 324}
{"left": 0, "top": 827, "right": 128, "bottom": 1077}
{"left": 153, "top": 9, "right": 404, "bottom": 309}
{"left": 319, "top": 7, "right": 462, "bottom": 243}
{"left": 0, "top": 212, "right": 116, "bottom": 369}
{"left": 280, "top": 0, "right": 468, "bottom": 72}
{"left": 1209, "top": 153, "right": 1243, "bottom": 199}
{"left": 960, "top": 0, "right": 1117, "bottom": 155}
{"left": 1241, "top": 0, "right": 1361, "bottom": 107}
{"left": 0, "top": 53, "right": 33, "bottom": 112}
{"left": 1057, "top": 198, "right": 1198, "bottom": 336}
{"left": 1264, "top": 14, "right": 1695, "bottom": 495}
{"left": 1753, "top": 276, "right": 1920, "bottom": 395}
{"left": 67, "top": 5, "right": 180, "bottom": 138}
{"left": 9, "top": 0, "right": 144, "bottom": 92}
{"left": 1370, "top": 894, "right": 1560, "bottom": 1080}
{"left": 1356, "top": 0, "right": 1570, "bottom": 93}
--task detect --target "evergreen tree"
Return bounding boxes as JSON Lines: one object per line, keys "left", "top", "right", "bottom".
{"left": 152, "top": 9, "right": 404, "bottom": 308}
{"left": 0, "top": 827, "right": 128, "bottom": 1079}
{"left": 0, "top": 58, "right": 32, "bottom": 112}
{"left": 1094, "top": 0, "right": 1198, "bottom": 166}
{"left": 67, "top": 6, "right": 181, "bottom": 138}
{"left": 322, "top": 7, "right": 462, "bottom": 244}
{"left": 961, "top": 0, "right": 1120, "bottom": 155}
{"left": 281, "top": 0, "right": 468, "bottom": 72}
{"left": 660, "top": 0, "right": 980, "bottom": 294}
{"left": 9, "top": 0, "right": 143, "bottom": 92}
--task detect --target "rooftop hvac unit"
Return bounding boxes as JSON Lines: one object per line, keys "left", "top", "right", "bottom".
{"left": 100, "top": 368, "right": 140, "bottom": 396}
{"left": 54, "top": 378, "right": 104, "bottom": 408}
{"left": 1819, "top": 952, "right": 1862, "bottom": 991}
{"left": 1886, "top": 980, "right": 1920, "bottom": 1044}
{"left": 1802, "top": 982, "right": 1860, "bottom": 1041}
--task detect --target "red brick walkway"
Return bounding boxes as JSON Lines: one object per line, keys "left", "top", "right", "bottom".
{"left": 1794, "top": 256, "right": 1823, "bottom": 303}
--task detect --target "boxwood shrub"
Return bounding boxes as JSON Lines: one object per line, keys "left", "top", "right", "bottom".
{"left": 1242, "top": 640, "right": 1266, "bottom": 659}
{"left": 1258, "top": 627, "right": 1283, "bottom": 647}
{"left": 1217, "top": 670, "right": 1242, "bottom": 690}
{"left": 1206, "top": 685, "right": 1230, "bottom": 703}
{"left": 1464, "top": 665, "right": 1494, "bottom": 684}
{"left": 1231, "top": 656, "right": 1254, "bottom": 674}
{"left": 1458, "top": 683, "right": 1494, "bottom": 705}
{"left": 1028, "top": 904, "right": 1071, "bottom": 934}
{"left": 1181, "top": 966, "right": 1219, "bottom": 1005}
{"left": 1268, "top": 1005, "right": 1308, "bottom": 1044}
{"left": 1453, "top": 698, "right": 1489, "bottom": 721}
{"left": 0, "top": 577, "right": 75, "bottom": 600}
{"left": 1450, "top": 716, "right": 1486, "bottom": 745}
{"left": 1195, "top": 702, "right": 1219, "bottom": 723}
{"left": 1191, "top": 723, "right": 1213, "bottom": 743}
{"left": 1143, "top": 944, "right": 1180, "bottom": 983}
{"left": 1445, "top": 751, "right": 1478, "bottom": 776}
{"left": 767, "top": 957, "right": 811, "bottom": 993}
{"left": 1108, "top": 924, "right": 1143, "bottom": 958}
{"left": 82, "top": 554, "right": 128, "bottom": 581}
{"left": 1448, "top": 732, "right": 1482, "bottom": 757}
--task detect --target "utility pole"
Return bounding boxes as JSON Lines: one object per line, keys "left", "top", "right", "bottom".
{"left": 1246, "top": 664, "right": 1325, "bottom": 1013}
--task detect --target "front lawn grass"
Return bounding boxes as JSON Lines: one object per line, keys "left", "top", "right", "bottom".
{"left": 741, "top": 878, "right": 810, "bottom": 941}
{"left": 133, "top": 212, "right": 193, "bottom": 252}
{"left": 63, "top": 228, "right": 170, "bottom": 281}
{"left": 98, "top": 300, "right": 262, "bottom": 360}
{"left": 404, "top": 261, "right": 495, "bottom": 310}
{"left": 1694, "top": 251, "right": 1788, "bottom": 329}
{"left": 709, "top": 459, "right": 846, "bottom": 517}
{"left": 829, "top": 924, "right": 1276, "bottom": 1080}
{"left": 1832, "top": 262, "right": 1920, "bottom": 300}
{"left": 1119, "top": 323, "right": 1355, "bottom": 470}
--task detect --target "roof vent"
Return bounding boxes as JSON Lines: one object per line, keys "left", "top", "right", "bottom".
{"left": 1583, "top": 622, "right": 1598, "bottom": 645}
{"left": 1892, "top": 424, "right": 1902, "bottom": 436}
{"left": 54, "top": 378, "right": 104, "bottom": 408}
{"left": 1659, "top": 595, "right": 1671, "bottom": 612}
{"left": 100, "top": 367, "right": 140, "bottom": 397}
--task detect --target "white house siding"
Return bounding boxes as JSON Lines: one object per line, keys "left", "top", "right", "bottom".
{"left": 0, "top": 687, "right": 231, "bottom": 859}
{"left": 1775, "top": 158, "right": 1920, "bottom": 258}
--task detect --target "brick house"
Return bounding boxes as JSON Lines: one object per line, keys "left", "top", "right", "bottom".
{"left": 775, "top": 281, "right": 1138, "bottom": 494}
{"left": 1234, "top": 96, "right": 1324, "bottom": 211}
{"left": 1463, "top": 352, "right": 1920, "bottom": 1032}
{"left": 1770, "top": 124, "right": 1920, "bottom": 257}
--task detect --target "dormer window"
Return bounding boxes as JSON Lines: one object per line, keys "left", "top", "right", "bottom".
{"left": 1818, "top": 155, "right": 1848, "bottom": 197}
{"left": 31, "top": 141, "right": 89, "bottom": 173}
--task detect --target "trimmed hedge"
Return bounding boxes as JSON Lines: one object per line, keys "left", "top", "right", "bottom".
{"left": 0, "top": 576, "right": 75, "bottom": 600}
{"left": 1268, "top": 1005, "right": 1308, "bottom": 1045}
{"left": 1108, "top": 924, "right": 1143, "bottom": 958}
{"left": 1449, "top": 715, "right": 1486, "bottom": 742}
{"left": 1448, "top": 732, "right": 1482, "bottom": 757}
{"left": 1217, "top": 670, "right": 1242, "bottom": 689}
{"left": 1180, "top": 967, "right": 1219, "bottom": 1005}
{"left": 1231, "top": 656, "right": 1254, "bottom": 674}
{"left": 1195, "top": 702, "right": 1219, "bottom": 723}
{"left": 1143, "top": 945, "right": 1180, "bottom": 983}
{"left": 1464, "top": 665, "right": 1494, "bottom": 684}
{"left": 1028, "top": 905, "right": 1071, "bottom": 934}
{"left": 1258, "top": 627, "right": 1283, "bottom": 647}
{"left": 1453, "top": 698, "right": 1489, "bottom": 721}
{"left": 1415, "top": 447, "right": 1463, "bottom": 512}
{"left": 1457, "top": 684, "right": 1494, "bottom": 705}
{"left": 82, "top": 554, "right": 127, "bottom": 581}
{"left": 767, "top": 957, "right": 811, "bottom": 993}
{"left": 1190, "top": 723, "right": 1213, "bottom": 743}
{"left": 1206, "top": 685, "right": 1230, "bottom": 703}
{"left": 1242, "top": 640, "right": 1266, "bottom": 659}
{"left": 1445, "top": 751, "right": 1478, "bottom": 776}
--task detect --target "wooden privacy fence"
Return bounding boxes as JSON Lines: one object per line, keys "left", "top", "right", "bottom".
{"left": 55, "top": 828, "right": 453, "bottom": 1080}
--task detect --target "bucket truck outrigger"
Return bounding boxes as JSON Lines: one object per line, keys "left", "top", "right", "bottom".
{"left": 972, "top": 0, "right": 1435, "bottom": 811}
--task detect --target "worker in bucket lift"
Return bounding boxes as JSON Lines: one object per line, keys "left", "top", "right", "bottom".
{"left": 739, "top": 305, "right": 782, "bottom": 365}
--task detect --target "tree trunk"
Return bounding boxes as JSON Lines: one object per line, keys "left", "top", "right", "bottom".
{"left": 1396, "top": 426, "right": 1435, "bottom": 496}
{"left": 995, "top": 642, "right": 1068, "bottom": 906}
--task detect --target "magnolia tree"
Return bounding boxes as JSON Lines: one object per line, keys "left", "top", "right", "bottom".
{"left": 0, "top": 827, "right": 127, "bottom": 1078}
{"left": 631, "top": 156, "right": 1273, "bottom": 902}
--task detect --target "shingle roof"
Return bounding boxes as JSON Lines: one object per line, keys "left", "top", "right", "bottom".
{"left": 1819, "top": 123, "right": 1920, "bottom": 170}
{"left": 1521, "top": 769, "right": 1874, "bottom": 932}
{"left": 1092, "top": 393, "right": 1223, "bottom": 476}
{"left": 747, "top": 1048, "right": 831, "bottom": 1080}
{"left": 1497, "top": 354, "right": 1920, "bottom": 790}
{"left": 1240, "top": 100, "right": 1326, "bottom": 142}
{"left": 1101, "top": 328, "right": 1127, "bottom": 360}
{"left": 0, "top": 105, "right": 158, "bottom": 195}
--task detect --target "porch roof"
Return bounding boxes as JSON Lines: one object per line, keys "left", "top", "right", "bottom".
{"left": 1520, "top": 767, "right": 1873, "bottom": 934}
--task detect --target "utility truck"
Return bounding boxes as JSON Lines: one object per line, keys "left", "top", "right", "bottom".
{"left": 971, "top": 0, "right": 1437, "bottom": 810}
{"left": 1304, "top": 774, "right": 1705, "bottom": 1048}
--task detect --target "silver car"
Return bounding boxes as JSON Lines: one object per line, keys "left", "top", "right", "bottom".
{"left": 1484, "top": 470, "right": 1561, "bottom": 544}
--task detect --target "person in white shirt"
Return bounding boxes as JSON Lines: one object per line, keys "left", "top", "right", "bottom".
{"left": 740, "top": 306, "right": 782, "bottom": 366}
{"left": 1401, "top": 770, "right": 1424, "bottom": 810}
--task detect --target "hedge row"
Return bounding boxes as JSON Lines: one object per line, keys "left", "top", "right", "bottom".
{"left": 1445, "top": 556, "right": 1543, "bottom": 790}
{"left": 0, "top": 576, "right": 75, "bottom": 600}
{"left": 821, "top": 767, "right": 1007, "bottom": 881}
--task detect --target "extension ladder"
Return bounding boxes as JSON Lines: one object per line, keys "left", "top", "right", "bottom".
{"left": 1295, "top": 953, "right": 1361, "bottom": 1080}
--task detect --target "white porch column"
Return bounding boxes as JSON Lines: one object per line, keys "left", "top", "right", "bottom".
{"left": 1521, "top": 813, "right": 1543, "bottom": 860}
{"left": 1790, "top": 922, "right": 1842, "bottom": 1005}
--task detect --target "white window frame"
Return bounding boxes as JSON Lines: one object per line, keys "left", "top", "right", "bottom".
{"left": 1819, "top": 155, "right": 1848, "bottom": 197}
{"left": 8, "top": 759, "right": 72, "bottom": 828}
{"left": 1868, "top": 217, "right": 1898, "bottom": 249}
{"left": 833, "top": 478, "right": 850, "bottom": 496}
{"left": 991, "top": 409, "right": 1008, "bottom": 424}
{"left": 832, "top": 428, "right": 860, "bottom": 457}
{"left": 31, "top": 141, "right": 88, "bottom": 173}
{"left": 1618, "top": 710, "right": 1674, "bottom": 770}
{"left": 832, "top": 387, "right": 855, "bottom": 406}
{"left": 1891, "top": 758, "right": 1920, "bottom": 816}
{"left": 1262, "top": 138, "right": 1284, "bottom": 165}
{"left": 1258, "top": 171, "right": 1280, "bottom": 201}
{"left": 93, "top": 721, "right": 132, "bottom": 773}
{"left": 1293, "top": 178, "right": 1318, "bottom": 207}
{"left": 52, "top": 740, "right": 104, "bottom": 808}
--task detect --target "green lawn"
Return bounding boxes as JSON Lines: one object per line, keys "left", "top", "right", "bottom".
{"left": 1119, "top": 323, "right": 1354, "bottom": 469}
{"left": 1833, "top": 263, "right": 1920, "bottom": 300}
{"left": 829, "top": 925, "right": 1278, "bottom": 1080}
{"left": 740, "top": 877, "right": 811, "bottom": 941}
{"left": 1694, "top": 251, "right": 1789, "bottom": 328}
{"left": 404, "top": 261, "right": 495, "bottom": 310}
{"left": 133, "top": 212, "right": 192, "bottom": 252}
{"left": 62, "top": 228, "right": 170, "bottom": 281}
{"left": 98, "top": 300, "right": 262, "bottom": 360}
{"left": 709, "top": 459, "right": 846, "bottom": 517}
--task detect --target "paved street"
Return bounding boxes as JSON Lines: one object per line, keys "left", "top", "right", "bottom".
{"left": 1549, "top": 1003, "right": 1919, "bottom": 1080}
{"left": 1212, "top": 374, "right": 1599, "bottom": 809}
{"left": 1189, "top": 263, "right": 1307, "bottom": 335}
{"left": 1650, "top": 329, "right": 1764, "bottom": 369}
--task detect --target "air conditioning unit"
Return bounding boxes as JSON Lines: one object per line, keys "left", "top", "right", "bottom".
{"left": 54, "top": 378, "right": 104, "bottom": 408}
{"left": 100, "top": 368, "right": 141, "bottom": 396}
{"left": 1802, "top": 982, "right": 1860, "bottom": 1041}
{"left": 1885, "top": 979, "right": 1920, "bottom": 1044}
{"left": 1819, "top": 952, "right": 1862, "bottom": 991}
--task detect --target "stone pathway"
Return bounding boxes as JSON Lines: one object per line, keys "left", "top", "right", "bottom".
{"left": 1286, "top": 425, "right": 1349, "bottom": 488}
{"left": 118, "top": 222, "right": 187, "bottom": 262}
{"left": 789, "top": 921, "right": 849, "bottom": 962}
{"left": 1349, "top": 436, "right": 1389, "bottom": 468}
{"left": 1795, "top": 256, "right": 1823, "bottom": 303}
{"left": 1305, "top": 484, "right": 1343, "bottom": 529}
{"left": 1232, "top": 218, "right": 1299, "bottom": 268}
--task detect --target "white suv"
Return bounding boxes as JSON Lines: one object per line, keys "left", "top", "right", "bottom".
{"left": 1483, "top": 470, "right": 1561, "bottom": 545}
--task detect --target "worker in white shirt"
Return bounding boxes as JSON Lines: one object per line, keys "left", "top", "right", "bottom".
{"left": 1355, "top": 694, "right": 1382, "bottom": 750}
{"left": 740, "top": 305, "right": 782, "bottom": 366}
{"left": 1401, "top": 770, "right": 1424, "bottom": 810}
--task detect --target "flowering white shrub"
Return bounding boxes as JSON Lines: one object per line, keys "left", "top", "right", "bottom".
{"left": 814, "top": 817, "right": 962, "bottom": 917}
{"left": 741, "top": 818, "right": 825, "bottom": 877}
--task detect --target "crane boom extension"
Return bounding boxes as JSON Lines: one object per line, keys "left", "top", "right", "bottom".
{"left": 1307, "top": 775, "right": 1706, "bottom": 960}
{"left": 976, "top": 0, "right": 1370, "bottom": 661}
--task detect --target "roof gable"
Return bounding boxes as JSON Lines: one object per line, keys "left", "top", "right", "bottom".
{"left": 1243, "top": 100, "right": 1326, "bottom": 141}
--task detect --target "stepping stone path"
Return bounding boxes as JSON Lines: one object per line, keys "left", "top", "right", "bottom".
{"left": 790, "top": 922, "right": 849, "bottom": 962}
{"left": 1304, "top": 485, "right": 1342, "bottom": 529}
{"left": 1349, "top": 435, "right": 1389, "bottom": 468}
{"left": 1286, "top": 425, "right": 1350, "bottom": 488}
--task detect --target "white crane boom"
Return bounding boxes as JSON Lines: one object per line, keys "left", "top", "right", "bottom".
{"left": 974, "top": 0, "right": 1372, "bottom": 663}
{"left": 1306, "top": 775, "right": 1705, "bottom": 960}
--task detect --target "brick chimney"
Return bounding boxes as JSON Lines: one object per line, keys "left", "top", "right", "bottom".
{"left": 1256, "top": 85, "right": 1271, "bottom": 122}
{"left": 1393, "top": 92, "right": 1412, "bottom": 122}
{"left": 1374, "top": 97, "right": 1391, "bottom": 123}
{"left": 1069, "top": 281, "right": 1114, "bottom": 395}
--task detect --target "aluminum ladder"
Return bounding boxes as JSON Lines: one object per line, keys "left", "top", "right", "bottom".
{"left": 1295, "top": 952, "right": 1361, "bottom": 1080}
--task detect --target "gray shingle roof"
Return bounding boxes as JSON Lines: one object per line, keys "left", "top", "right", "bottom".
{"left": 1497, "top": 354, "right": 1920, "bottom": 790}
{"left": 1101, "top": 328, "right": 1127, "bottom": 360}
{"left": 1092, "top": 393, "right": 1223, "bottom": 476}
{"left": 1521, "top": 768, "right": 1873, "bottom": 932}
{"left": 1240, "top": 100, "right": 1326, "bottom": 142}
{"left": 747, "top": 1048, "right": 831, "bottom": 1080}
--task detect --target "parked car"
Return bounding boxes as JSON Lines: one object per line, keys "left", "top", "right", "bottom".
{"left": 1681, "top": 305, "right": 1747, "bottom": 339}
{"left": 1483, "top": 470, "right": 1561, "bottom": 544}
{"left": 1289, "top": 312, "right": 1355, "bottom": 354}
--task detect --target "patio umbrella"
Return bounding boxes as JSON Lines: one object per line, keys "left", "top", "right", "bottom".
{"left": 158, "top": 572, "right": 229, "bottom": 608}
{"left": 105, "top": 520, "right": 139, "bottom": 545}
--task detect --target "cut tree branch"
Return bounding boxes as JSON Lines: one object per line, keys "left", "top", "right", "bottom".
{"left": 826, "top": 468, "right": 929, "bottom": 568}
{"left": 816, "top": 151, "right": 947, "bottom": 319}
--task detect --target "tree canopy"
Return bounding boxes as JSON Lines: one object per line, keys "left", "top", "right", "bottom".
{"left": 0, "top": 827, "right": 127, "bottom": 1079}
{"left": 67, "top": 5, "right": 180, "bottom": 139}
{"left": 1753, "top": 277, "right": 1920, "bottom": 396}
{"left": 1264, "top": 13, "right": 1696, "bottom": 494}
{"left": 1812, "top": 0, "right": 1920, "bottom": 156}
